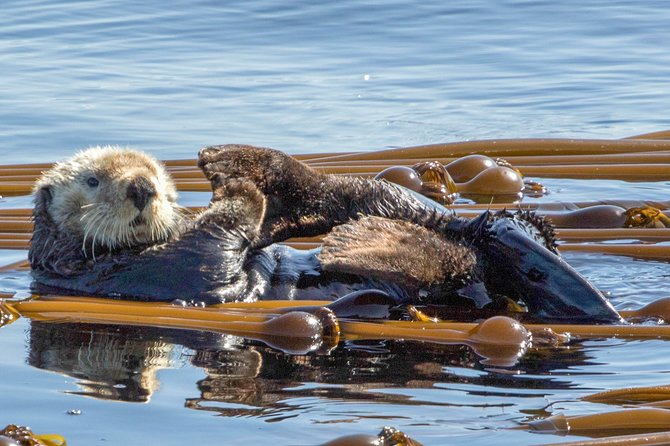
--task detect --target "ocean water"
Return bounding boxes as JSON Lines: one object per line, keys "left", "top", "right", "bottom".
{"left": 2, "top": 0, "right": 670, "bottom": 163}
{"left": 2, "top": 1, "right": 670, "bottom": 445}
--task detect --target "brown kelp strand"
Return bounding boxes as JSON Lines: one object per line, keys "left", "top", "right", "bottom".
{"left": 626, "top": 129, "right": 670, "bottom": 139}
{"left": 311, "top": 163, "right": 670, "bottom": 181}
{"left": 5, "top": 297, "right": 340, "bottom": 355}
{"left": 0, "top": 239, "right": 30, "bottom": 250}
{"left": 221, "top": 295, "right": 670, "bottom": 326}
{"left": 583, "top": 385, "right": 670, "bottom": 405}
{"left": 0, "top": 221, "right": 33, "bottom": 232}
{"left": 538, "top": 431, "right": 670, "bottom": 446}
{"left": 308, "top": 150, "right": 670, "bottom": 167}
{"left": 7, "top": 150, "right": 670, "bottom": 186}
{"left": 3, "top": 135, "right": 670, "bottom": 189}
{"left": 520, "top": 408, "right": 670, "bottom": 436}
{"left": 2, "top": 297, "right": 529, "bottom": 363}
{"left": 308, "top": 138, "right": 670, "bottom": 162}
{"left": 186, "top": 162, "right": 670, "bottom": 183}
{"left": 0, "top": 233, "right": 30, "bottom": 240}
{"left": 0, "top": 259, "right": 29, "bottom": 272}
{"left": 375, "top": 295, "right": 670, "bottom": 337}
{"left": 0, "top": 209, "right": 31, "bottom": 217}
{"left": 10, "top": 296, "right": 670, "bottom": 346}
{"left": 451, "top": 200, "right": 670, "bottom": 211}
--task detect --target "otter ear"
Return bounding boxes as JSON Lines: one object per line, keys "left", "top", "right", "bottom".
{"left": 34, "top": 185, "right": 53, "bottom": 210}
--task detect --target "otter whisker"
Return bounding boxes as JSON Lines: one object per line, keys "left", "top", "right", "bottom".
{"left": 81, "top": 215, "right": 96, "bottom": 253}
{"left": 92, "top": 214, "right": 114, "bottom": 260}
{"left": 106, "top": 217, "right": 120, "bottom": 249}
{"left": 80, "top": 203, "right": 97, "bottom": 211}
{"left": 81, "top": 207, "right": 103, "bottom": 252}
{"left": 79, "top": 209, "right": 97, "bottom": 222}
{"left": 149, "top": 220, "right": 157, "bottom": 242}
{"left": 90, "top": 218, "right": 106, "bottom": 261}
{"left": 125, "top": 216, "right": 135, "bottom": 246}
{"left": 90, "top": 228, "right": 99, "bottom": 261}
{"left": 122, "top": 218, "right": 132, "bottom": 246}
{"left": 42, "top": 237, "right": 58, "bottom": 267}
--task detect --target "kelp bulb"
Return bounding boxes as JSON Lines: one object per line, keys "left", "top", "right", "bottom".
{"left": 457, "top": 166, "right": 524, "bottom": 195}
{"left": 446, "top": 154, "right": 497, "bottom": 183}
{"left": 374, "top": 166, "right": 423, "bottom": 192}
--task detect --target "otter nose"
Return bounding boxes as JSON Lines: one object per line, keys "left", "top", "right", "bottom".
{"left": 126, "top": 176, "right": 156, "bottom": 212}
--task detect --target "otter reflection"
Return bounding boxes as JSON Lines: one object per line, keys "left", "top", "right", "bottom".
{"left": 28, "top": 321, "right": 178, "bottom": 402}
{"left": 27, "top": 321, "right": 595, "bottom": 411}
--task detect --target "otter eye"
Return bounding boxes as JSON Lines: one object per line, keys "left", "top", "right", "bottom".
{"left": 87, "top": 177, "right": 99, "bottom": 188}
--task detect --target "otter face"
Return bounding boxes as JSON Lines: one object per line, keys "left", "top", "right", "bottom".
{"left": 34, "top": 146, "right": 182, "bottom": 258}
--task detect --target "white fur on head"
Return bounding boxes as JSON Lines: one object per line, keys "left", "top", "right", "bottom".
{"left": 34, "top": 145, "right": 183, "bottom": 259}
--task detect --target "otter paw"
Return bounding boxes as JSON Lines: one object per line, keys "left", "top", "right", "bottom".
{"left": 198, "top": 177, "right": 267, "bottom": 236}
{"left": 197, "top": 145, "right": 228, "bottom": 167}
{"left": 197, "top": 144, "right": 250, "bottom": 179}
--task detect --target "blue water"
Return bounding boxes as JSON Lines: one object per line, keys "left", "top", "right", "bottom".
{"left": 3, "top": 1, "right": 670, "bottom": 445}
{"left": 2, "top": 0, "right": 670, "bottom": 163}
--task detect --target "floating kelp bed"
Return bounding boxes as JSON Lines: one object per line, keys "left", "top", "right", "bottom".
{"left": 6, "top": 132, "right": 670, "bottom": 445}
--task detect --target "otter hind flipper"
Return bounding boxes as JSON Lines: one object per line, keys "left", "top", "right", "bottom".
{"left": 473, "top": 211, "right": 621, "bottom": 323}
{"left": 320, "top": 216, "right": 476, "bottom": 289}
{"left": 472, "top": 209, "right": 558, "bottom": 254}
{"left": 512, "top": 209, "right": 558, "bottom": 253}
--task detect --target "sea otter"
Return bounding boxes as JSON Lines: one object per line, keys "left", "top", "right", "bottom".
{"left": 28, "top": 145, "right": 622, "bottom": 323}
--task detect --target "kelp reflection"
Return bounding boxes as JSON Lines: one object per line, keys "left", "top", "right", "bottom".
{"left": 27, "top": 321, "right": 594, "bottom": 414}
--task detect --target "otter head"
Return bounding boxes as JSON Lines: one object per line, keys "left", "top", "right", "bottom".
{"left": 33, "top": 146, "right": 182, "bottom": 259}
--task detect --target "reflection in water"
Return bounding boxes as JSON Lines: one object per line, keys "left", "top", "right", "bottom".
{"left": 27, "top": 322, "right": 226, "bottom": 403}
{"left": 28, "top": 322, "right": 181, "bottom": 402}
{"left": 26, "top": 321, "right": 596, "bottom": 416}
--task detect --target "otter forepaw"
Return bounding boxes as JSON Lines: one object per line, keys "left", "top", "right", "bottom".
{"left": 197, "top": 145, "right": 230, "bottom": 171}
{"left": 197, "top": 144, "right": 257, "bottom": 182}
{"left": 197, "top": 176, "right": 267, "bottom": 238}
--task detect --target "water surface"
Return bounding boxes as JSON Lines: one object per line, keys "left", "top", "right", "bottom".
{"left": 2, "top": 1, "right": 670, "bottom": 445}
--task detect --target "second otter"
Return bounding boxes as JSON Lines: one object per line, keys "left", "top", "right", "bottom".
{"left": 29, "top": 145, "right": 622, "bottom": 323}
